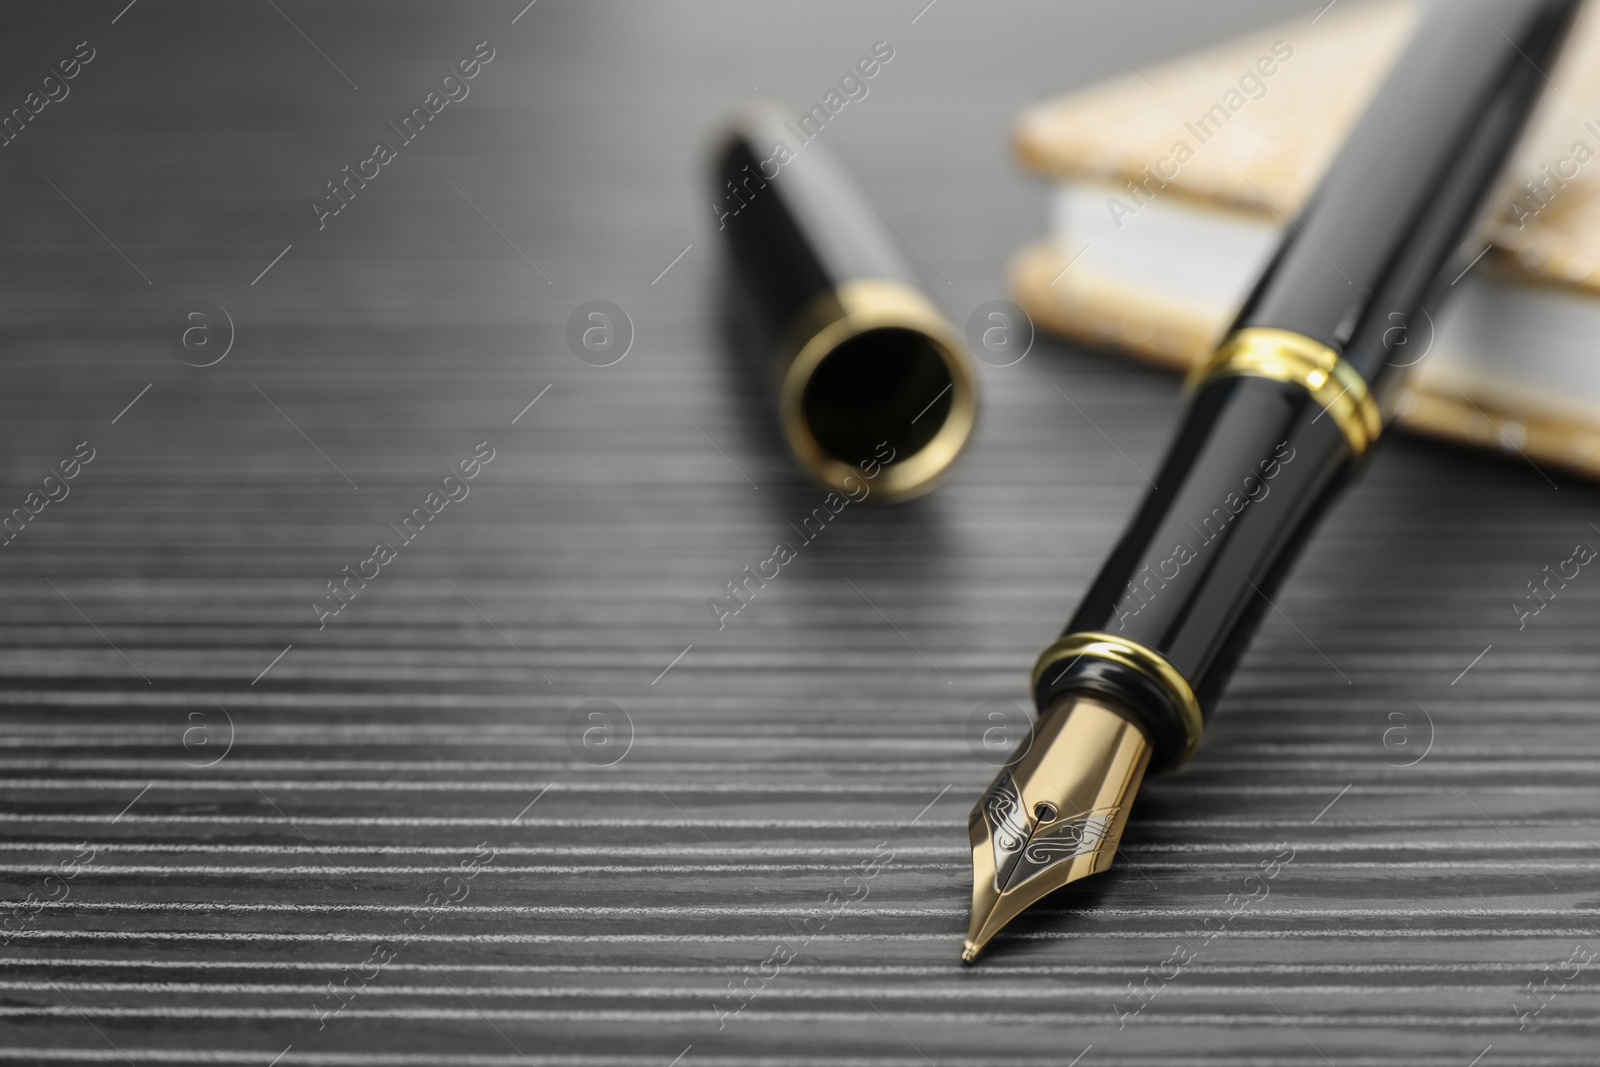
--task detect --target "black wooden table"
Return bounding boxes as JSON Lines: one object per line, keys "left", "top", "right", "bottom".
{"left": 0, "top": 2, "right": 1596, "bottom": 1063}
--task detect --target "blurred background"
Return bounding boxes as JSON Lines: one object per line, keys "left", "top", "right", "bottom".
{"left": 0, "top": 1, "right": 1596, "bottom": 1064}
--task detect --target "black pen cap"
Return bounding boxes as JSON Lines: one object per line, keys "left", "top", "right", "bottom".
{"left": 712, "top": 105, "right": 977, "bottom": 503}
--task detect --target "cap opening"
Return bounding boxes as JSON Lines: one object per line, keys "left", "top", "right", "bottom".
{"left": 799, "top": 326, "right": 954, "bottom": 470}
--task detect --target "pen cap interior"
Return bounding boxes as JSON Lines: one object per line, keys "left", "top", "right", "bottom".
{"left": 780, "top": 279, "right": 977, "bottom": 503}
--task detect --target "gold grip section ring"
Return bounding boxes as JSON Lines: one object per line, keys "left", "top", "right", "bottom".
{"left": 1031, "top": 631, "right": 1204, "bottom": 767}
{"left": 1185, "top": 327, "right": 1383, "bottom": 455}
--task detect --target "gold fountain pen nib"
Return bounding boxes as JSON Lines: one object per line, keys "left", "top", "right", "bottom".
{"left": 962, "top": 694, "right": 1151, "bottom": 963}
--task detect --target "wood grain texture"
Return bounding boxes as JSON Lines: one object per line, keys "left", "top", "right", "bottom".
{"left": 0, "top": 1, "right": 1597, "bottom": 1063}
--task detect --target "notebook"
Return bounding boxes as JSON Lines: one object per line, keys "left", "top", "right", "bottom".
{"left": 1010, "top": 0, "right": 1600, "bottom": 480}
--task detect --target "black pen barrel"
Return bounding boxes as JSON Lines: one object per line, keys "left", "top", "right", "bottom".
{"left": 1237, "top": 0, "right": 1581, "bottom": 392}
{"left": 1035, "top": 0, "right": 1584, "bottom": 772}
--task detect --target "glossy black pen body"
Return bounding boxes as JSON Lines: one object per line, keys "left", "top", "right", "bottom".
{"left": 964, "top": 0, "right": 1585, "bottom": 961}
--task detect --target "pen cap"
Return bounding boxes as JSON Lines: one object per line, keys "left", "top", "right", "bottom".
{"left": 713, "top": 106, "right": 977, "bottom": 503}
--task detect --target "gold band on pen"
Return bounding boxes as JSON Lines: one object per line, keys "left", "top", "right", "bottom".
{"left": 1186, "top": 327, "right": 1384, "bottom": 456}
{"left": 1031, "top": 631, "right": 1204, "bottom": 767}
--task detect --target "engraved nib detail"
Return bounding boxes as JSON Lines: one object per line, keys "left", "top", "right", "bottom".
{"left": 962, "top": 695, "right": 1151, "bottom": 963}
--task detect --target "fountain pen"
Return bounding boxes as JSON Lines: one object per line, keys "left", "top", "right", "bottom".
{"left": 965, "top": 0, "right": 1583, "bottom": 962}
